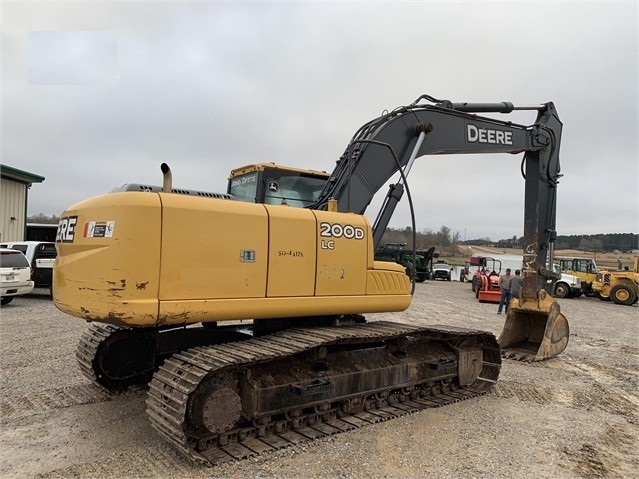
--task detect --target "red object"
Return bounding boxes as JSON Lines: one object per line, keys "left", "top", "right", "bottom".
{"left": 476, "top": 270, "right": 502, "bottom": 303}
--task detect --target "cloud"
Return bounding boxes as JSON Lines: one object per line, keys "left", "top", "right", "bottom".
{"left": 2, "top": 1, "right": 636, "bottom": 240}
{"left": 28, "top": 31, "right": 119, "bottom": 85}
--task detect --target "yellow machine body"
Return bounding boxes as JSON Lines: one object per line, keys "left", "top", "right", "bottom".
{"left": 592, "top": 256, "right": 639, "bottom": 305}
{"left": 53, "top": 192, "right": 411, "bottom": 327}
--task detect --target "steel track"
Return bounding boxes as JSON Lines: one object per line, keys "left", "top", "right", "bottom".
{"left": 145, "top": 321, "right": 501, "bottom": 465}
{"left": 76, "top": 322, "right": 122, "bottom": 393}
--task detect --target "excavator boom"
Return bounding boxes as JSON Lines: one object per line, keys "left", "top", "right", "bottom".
{"left": 305, "top": 95, "right": 568, "bottom": 360}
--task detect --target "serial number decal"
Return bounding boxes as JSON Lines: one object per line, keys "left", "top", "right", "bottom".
{"left": 84, "top": 221, "right": 115, "bottom": 238}
{"left": 56, "top": 216, "right": 78, "bottom": 243}
{"left": 278, "top": 250, "right": 304, "bottom": 257}
{"left": 319, "top": 222, "right": 365, "bottom": 240}
{"left": 467, "top": 124, "right": 513, "bottom": 145}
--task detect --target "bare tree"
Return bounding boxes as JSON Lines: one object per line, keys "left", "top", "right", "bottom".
{"left": 27, "top": 213, "right": 60, "bottom": 224}
{"left": 451, "top": 231, "right": 461, "bottom": 254}
{"left": 436, "top": 225, "right": 450, "bottom": 253}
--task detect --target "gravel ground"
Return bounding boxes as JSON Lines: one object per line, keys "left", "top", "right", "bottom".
{"left": 1, "top": 283, "right": 637, "bottom": 479}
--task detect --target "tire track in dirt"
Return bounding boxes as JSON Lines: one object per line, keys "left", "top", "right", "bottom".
{"left": 34, "top": 447, "right": 199, "bottom": 479}
{"left": 493, "top": 377, "right": 639, "bottom": 478}
{"left": 562, "top": 423, "right": 639, "bottom": 478}
{"left": 491, "top": 380, "right": 638, "bottom": 423}
{"left": 563, "top": 443, "right": 609, "bottom": 478}
{"left": 565, "top": 358, "right": 639, "bottom": 420}
{"left": 0, "top": 384, "right": 112, "bottom": 418}
{"left": 574, "top": 335, "right": 639, "bottom": 356}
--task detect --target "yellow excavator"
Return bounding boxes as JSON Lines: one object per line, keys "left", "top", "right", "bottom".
{"left": 53, "top": 94, "right": 568, "bottom": 464}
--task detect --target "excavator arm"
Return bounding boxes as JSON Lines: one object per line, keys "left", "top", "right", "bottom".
{"left": 314, "top": 96, "right": 561, "bottom": 282}
{"left": 312, "top": 94, "right": 567, "bottom": 360}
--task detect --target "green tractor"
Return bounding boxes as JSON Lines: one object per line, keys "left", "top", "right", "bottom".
{"left": 374, "top": 243, "right": 437, "bottom": 283}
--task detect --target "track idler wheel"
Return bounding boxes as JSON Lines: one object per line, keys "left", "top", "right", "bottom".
{"left": 189, "top": 378, "right": 242, "bottom": 435}
{"left": 498, "top": 289, "right": 569, "bottom": 361}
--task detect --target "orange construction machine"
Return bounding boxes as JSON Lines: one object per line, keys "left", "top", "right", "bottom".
{"left": 471, "top": 256, "right": 503, "bottom": 303}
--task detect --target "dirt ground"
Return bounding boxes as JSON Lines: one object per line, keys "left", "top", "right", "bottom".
{"left": 1, "top": 283, "right": 638, "bottom": 479}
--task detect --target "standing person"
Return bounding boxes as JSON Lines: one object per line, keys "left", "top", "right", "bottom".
{"left": 497, "top": 268, "right": 512, "bottom": 314}
{"left": 509, "top": 269, "right": 523, "bottom": 302}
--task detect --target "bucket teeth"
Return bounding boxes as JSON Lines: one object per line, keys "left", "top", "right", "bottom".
{"left": 501, "top": 351, "right": 532, "bottom": 362}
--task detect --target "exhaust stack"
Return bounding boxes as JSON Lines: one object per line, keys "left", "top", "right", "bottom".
{"left": 161, "top": 163, "right": 172, "bottom": 193}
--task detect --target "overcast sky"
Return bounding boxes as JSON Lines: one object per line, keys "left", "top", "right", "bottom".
{"left": 2, "top": 1, "right": 637, "bottom": 241}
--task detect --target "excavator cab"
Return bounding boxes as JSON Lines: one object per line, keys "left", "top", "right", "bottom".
{"left": 227, "top": 163, "right": 330, "bottom": 207}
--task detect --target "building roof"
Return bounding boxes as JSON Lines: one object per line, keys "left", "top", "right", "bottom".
{"left": 0, "top": 164, "right": 45, "bottom": 184}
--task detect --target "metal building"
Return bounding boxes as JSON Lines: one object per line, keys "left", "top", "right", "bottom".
{"left": 0, "top": 165, "right": 45, "bottom": 242}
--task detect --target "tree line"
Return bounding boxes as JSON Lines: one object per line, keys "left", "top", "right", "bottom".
{"left": 27, "top": 214, "right": 60, "bottom": 224}
{"left": 380, "top": 226, "right": 461, "bottom": 255}
{"left": 380, "top": 227, "right": 638, "bottom": 255}
{"left": 491, "top": 233, "right": 638, "bottom": 252}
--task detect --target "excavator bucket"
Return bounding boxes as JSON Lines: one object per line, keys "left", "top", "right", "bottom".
{"left": 498, "top": 289, "right": 569, "bottom": 361}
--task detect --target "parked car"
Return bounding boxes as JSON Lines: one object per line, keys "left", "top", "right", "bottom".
{"left": 0, "top": 248, "right": 34, "bottom": 305}
{"left": 432, "top": 261, "right": 452, "bottom": 281}
{"left": 0, "top": 241, "right": 56, "bottom": 289}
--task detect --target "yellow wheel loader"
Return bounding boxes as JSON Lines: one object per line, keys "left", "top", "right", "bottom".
{"left": 592, "top": 256, "right": 639, "bottom": 305}
{"left": 54, "top": 94, "right": 569, "bottom": 464}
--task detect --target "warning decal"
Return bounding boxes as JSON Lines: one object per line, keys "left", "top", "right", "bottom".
{"left": 84, "top": 221, "right": 115, "bottom": 238}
